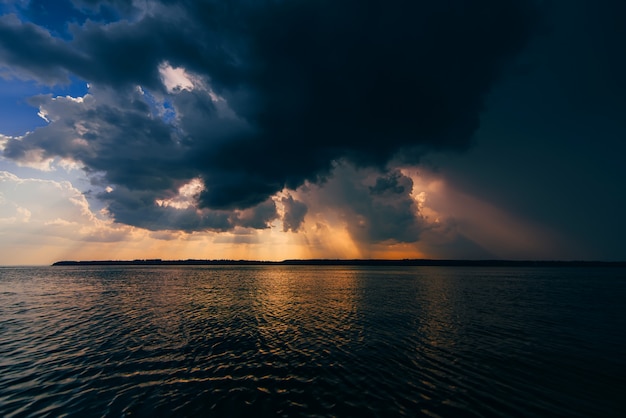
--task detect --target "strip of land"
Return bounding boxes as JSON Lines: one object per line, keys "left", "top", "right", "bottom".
{"left": 52, "top": 259, "right": 626, "bottom": 267}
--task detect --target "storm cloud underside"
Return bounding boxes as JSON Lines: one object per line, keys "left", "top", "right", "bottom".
{"left": 1, "top": 0, "right": 539, "bottom": 236}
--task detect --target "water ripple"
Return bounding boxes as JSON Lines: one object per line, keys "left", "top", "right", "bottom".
{"left": 0, "top": 266, "right": 625, "bottom": 417}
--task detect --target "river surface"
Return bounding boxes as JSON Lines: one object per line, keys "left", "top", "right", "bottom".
{"left": 1, "top": 265, "right": 625, "bottom": 417}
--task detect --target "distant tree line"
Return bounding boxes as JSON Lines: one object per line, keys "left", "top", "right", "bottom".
{"left": 52, "top": 259, "right": 626, "bottom": 267}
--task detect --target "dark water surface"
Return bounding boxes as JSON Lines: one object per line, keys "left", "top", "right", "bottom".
{"left": 1, "top": 266, "right": 625, "bottom": 417}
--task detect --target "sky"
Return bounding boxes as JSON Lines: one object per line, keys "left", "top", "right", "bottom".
{"left": 1, "top": 0, "right": 625, "bottom": 265}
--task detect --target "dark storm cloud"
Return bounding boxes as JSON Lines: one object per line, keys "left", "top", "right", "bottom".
{"left": 184, "top": 0, "right": 538, "bottom": 208}
{"left": 1, "top": 0, "right": 540, "bottom": 231}
{"left": 306, "top": 165, "right": 426, "bottom": 244}
{"left": 102, "top": 186, "right": 231, "bottom": 232}
{"left": 4, "top": 87, "right": 194, "bottom": 191}
{"left": 354, "top": 171, "right": 425, "bottom": 243}
{"left": 71, "top": 0, "right": 139, "bottom": 18}
{"left": 233, "top": 199, "right": 278, "bottom": 229}
{"left": 0, "top": 14, "right": 82, "bottom": 83}
{"left": 102, "top": 186, "right": 277, "bottom": 232}
{"left": 281, "top": 195, "right": 307, "bottom": 233}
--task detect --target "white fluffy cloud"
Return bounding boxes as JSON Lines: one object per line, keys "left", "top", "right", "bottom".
{"left": 0, "top": 170, "right": 131, "bottom": 239}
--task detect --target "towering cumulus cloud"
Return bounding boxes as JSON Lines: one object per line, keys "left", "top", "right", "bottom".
{"left": 0, "top": 0, "right": 538, "bottom": 234}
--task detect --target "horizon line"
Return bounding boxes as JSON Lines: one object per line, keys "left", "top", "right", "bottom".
{"left": 50, "top": 258, "right": 626, "bottom": 267}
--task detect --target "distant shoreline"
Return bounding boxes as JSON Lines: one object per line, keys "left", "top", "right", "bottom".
{"left": 52, "top": 259, "right": 626, "bottom": 267}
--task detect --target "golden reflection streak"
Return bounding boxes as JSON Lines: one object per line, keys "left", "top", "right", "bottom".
{"left": 252, "top": 267, "right": 361, "bottom": 356}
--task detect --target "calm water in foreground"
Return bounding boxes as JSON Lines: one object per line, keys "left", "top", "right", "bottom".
{"left": 1, "top": 266, "right": 625, "bottom": 417}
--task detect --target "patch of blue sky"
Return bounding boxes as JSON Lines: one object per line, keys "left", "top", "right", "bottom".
{"left": 140, "top": 87, "right": 178, "bottom": 125}
{"left": 0, "top": 75, "right": 88, "bottom": 136}
{"left": 16, "top": 0, "right": 86, "bottom": 39}
{"left": 8, "top": 0, "right": 122, "bottom": 40}
{"left": 0, "top": 1, "right": 21, "bottom": 15}
{"left": 161, "top": 99, "right": 177, "bottom": 124}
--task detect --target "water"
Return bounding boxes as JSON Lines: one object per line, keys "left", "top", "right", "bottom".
{"left": 1, "top": 265, "right": 625, "bottom": 417}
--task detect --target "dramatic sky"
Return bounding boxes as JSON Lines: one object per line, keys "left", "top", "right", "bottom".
{"left": 1, "top": 0, "right": 625, "bottom": 264}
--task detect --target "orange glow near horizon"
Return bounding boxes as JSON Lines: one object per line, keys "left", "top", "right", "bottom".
{"left": 4, "top": 221, "right": 430, "bottom": 265}
{"left": 0, "top": 168, "right": 560, "bottom": 266}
